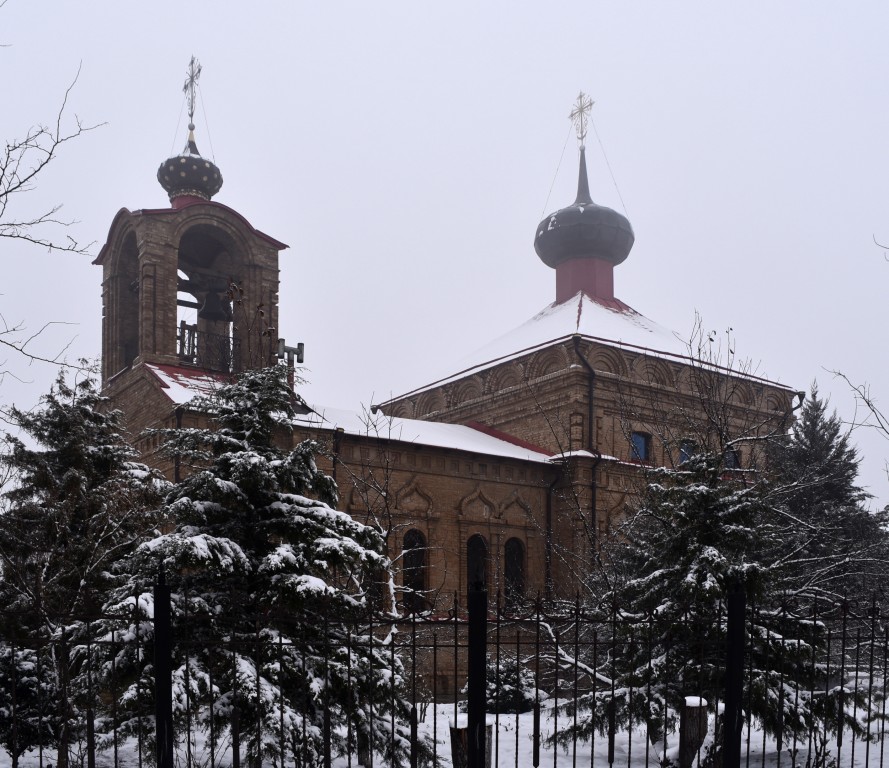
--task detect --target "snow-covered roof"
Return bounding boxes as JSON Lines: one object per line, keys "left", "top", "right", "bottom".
{"left": 146, "top": 364, "right": 225, "bottom": 403}
{"left": 294, "top": 405, "right": 554, "bottom": 464}
{"left": 145, "top": 364, "right": 554, "bottom": 464}
{"left": 383, "top": 292, "right": 795, "bottom": 402}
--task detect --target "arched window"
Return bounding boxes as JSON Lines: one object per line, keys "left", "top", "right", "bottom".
{"left": 504, "top": 538, "right": 525, "bottom": 605}
{"left": 466, "top": 534, "right": 488, "bottom": 596}
{"left": 402, "top": 529, "right": 427, "bottom": 613}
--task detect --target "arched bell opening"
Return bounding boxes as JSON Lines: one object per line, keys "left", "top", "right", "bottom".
{"left": 176, "top": 224, "right": 241, "bottom": 372}
{"left": 117, "top": 231, "right": 140, "bottom": 373}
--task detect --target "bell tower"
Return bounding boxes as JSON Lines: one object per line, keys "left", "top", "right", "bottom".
{"left": 94, "top": 58, "right": 287, "bottom": 388}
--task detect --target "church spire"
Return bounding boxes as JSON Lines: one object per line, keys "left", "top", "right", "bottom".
{"left": 156, "top": 56, "right": 223, "bottom": 205}
{"left": 569, "top": 92, "right": 594, "bottom": 205}
{"left": 534, "top": 93, "right": 634, "bottom": 306}
{"left": 574, "top": 146, "right": 593, "bottom": 207}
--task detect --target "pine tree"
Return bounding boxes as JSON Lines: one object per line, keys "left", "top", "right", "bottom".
{"left": 102, "top": 365, "right": 422, "bottom": 766}
{"left": 0, "top": 369, "right": 165, "bottom": 768}
{"left": 774, "top": 385, "right": 889, "bottom": 598}
{"left": 572, "top": 452, "right": 862, "bottom": 748}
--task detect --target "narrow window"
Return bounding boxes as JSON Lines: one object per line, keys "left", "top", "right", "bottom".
{"left": 504, "top": 538, "right": 525, "bottom": 606}
{"left": 630, "top": 431, "right": 652, "bottom": 462}
{"left": 724, "top": 447, "right": 741, "bottom": 470}
{"left": 679, "top": 440, "right": 697, "bottom": 465}
{"left": 467, "top": 534, "right": 488, "bottom": 596}
{"left": 402, "top": 529, "right": 427, "bottom": 613}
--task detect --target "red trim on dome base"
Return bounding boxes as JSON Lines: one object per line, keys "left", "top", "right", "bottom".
{"left": 171, "top": 194, "right": 210, "bottom": 209}
{"left": 556, "top": 257, "right": 615, "bottom": 304}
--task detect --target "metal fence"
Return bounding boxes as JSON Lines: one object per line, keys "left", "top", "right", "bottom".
{"left": 1, "top": 582, "right": 887, "bottom": 768}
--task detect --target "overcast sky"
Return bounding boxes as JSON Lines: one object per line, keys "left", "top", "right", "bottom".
{"left": 4, "top": 1, "right": 889, "bottom": 505}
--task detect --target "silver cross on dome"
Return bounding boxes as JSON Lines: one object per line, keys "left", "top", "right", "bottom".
{"left": 569, "top": 91, "right": 594, "bottom": 147}
{"left": 182, "top": 56, "right": 202, "bottom": 129}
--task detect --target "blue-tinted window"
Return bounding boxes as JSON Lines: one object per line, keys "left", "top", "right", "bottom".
{"left": 724, "top": 448, "right": 741, "bottom": 470}
{"left": 679, "top": 440, "right": 697, "bottom": 465}
{"left": 631, "top": 431, "right": 651, "bottom": 462}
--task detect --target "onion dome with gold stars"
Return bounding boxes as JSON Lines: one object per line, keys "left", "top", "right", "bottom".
{"left": 156, "top": 57, "right": 222, "bottom": 203}
{"left": 157, "top": 123, "right": 223, "bottom": 203}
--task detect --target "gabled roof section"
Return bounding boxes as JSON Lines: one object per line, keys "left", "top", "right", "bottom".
{"left": 293, "top": 406, "right": 554, "bottom": 464}
{"left": 381, "top": 291, "right": 795, "bottom": 404}
{"left": 144, "top": 364, "right": 554, "bottom": 463}
{"left": 145, "top": 363, "right": 228, "bottom": 403}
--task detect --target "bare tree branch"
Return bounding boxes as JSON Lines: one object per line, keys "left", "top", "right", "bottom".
{"left": 0, "top": 64, "right": 104, "bottom": 255}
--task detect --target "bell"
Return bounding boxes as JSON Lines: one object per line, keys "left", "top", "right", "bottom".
{"left": 198, "top": 291, "right": 232, "bottom": 322}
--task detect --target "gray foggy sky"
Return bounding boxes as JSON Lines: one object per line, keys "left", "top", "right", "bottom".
{"left": 4, "top": 2, "right": 889, "bottom": 504}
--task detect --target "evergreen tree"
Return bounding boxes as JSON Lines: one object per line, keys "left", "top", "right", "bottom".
{"left": 774, "top": 385, "right": 889, "bottom": 598}
{"left": 0, "top": 369, "right": 165, "bottom": 768}
{"left": 568, "top": 453, "right": 863, "bottom": 749}
{"left": 102, "top": 365, "right": 422, "bottom": 766}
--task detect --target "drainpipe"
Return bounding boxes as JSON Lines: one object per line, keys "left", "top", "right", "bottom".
{"left": 173, "top": 406, "right": 184, "bottom": 483}
{"left": 544, "top": 469, "right": 560, "bottom": 602}
{"left": 332, "top": 426, "right": 344, "bottom": 484}
{"left": 572, "top": 335, "right": 602, "bottom": 549}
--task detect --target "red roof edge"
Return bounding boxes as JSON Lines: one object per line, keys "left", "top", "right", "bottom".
{"left": 464, "top": 421, "right": 552, "bottom": 456}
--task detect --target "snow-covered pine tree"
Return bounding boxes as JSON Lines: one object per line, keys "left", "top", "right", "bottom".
{"left": 772, "top": 386, "right": 889, "bottom": 599}
{"left": 460, "top": 651, "right": 548, "bottom": 714}
{"left": 0, "top": 369, "right": 165, "bottom": 768}
{"left": 573, "top": 452, "right": 863, "bottom": 748}
{"left": 103, "top": 365, "right": 422, "bottom": 766}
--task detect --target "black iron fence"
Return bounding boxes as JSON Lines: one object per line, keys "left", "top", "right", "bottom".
{"left": 1, "top": 584, "right": 888, "bottom": 768}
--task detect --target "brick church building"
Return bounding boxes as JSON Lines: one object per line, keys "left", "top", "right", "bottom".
{"left": 93, "top": 104, "right": 797, "bottom": 615}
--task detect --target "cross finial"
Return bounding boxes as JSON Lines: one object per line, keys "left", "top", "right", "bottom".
{"left": 569, "top": 91, "right": 594, "bottom": 147}
{"left": 183, "top": 56, "right": 202, "bottom": 129}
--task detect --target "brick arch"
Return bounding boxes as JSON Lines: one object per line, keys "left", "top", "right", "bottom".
{"left": 635, "top": 357, "right": 674, "bottom": 388}
{"left": 459, "top": 487, "right": 497, "bottom": 520}
{"left": 766, "top": 392, "right": 788, "bottom": 413}
{"left": 588, "top": 346, "right": 627, "bottom": 377}
{"left": 387, "top": 399, "right": 415, "bottom": 419}
{"left": 170, "top": 213, "right": 257, "bottom": 268}
{"left": 498, "top": 491, "right": 533, "bottom": 525}
{"left": 416, "top": 389, "right": 445, "bottom": 416}
{"left": 452, "top": 377, "right": 483, "bottom": 406}
{"left": 729, "top": 381, "right": 755, "bottom": 406}
{"left": 488, "top": 363, "right": 522, "bottom": 394}
{"left": 396, "top": 477, "right": 434, "bottom": 518}
{"left": 673, "top": 364, "right": 697, "bottom": 397}
{"left": 528, "top": 347, "right": 565, "bottom": 380}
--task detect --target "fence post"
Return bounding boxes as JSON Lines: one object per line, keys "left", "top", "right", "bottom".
{"left": 723, "top": 579, "right": 745, "bottom": 768}
{"left": 467, "top": 581, "right": 488, "bottom": 768}
{"left": 154, "top": 566, "right": 175, "bottom": 768}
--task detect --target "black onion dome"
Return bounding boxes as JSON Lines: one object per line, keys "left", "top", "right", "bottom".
{"left": 157, "top": 127, "right": 223, "bottom": 202}
{"left": 534, "top": 146, "right": 634, "bottom": 269}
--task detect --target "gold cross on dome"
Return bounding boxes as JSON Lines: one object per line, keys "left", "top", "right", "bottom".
{"left": 569, "top": 91, "right": 594, "bottom": 146}
{"left": 182, "top": 56, "right": 203, "bottom": 126}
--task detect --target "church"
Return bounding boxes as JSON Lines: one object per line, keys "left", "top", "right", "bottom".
{"left": 93, "top": 87, "right": 797, "bottom": 615}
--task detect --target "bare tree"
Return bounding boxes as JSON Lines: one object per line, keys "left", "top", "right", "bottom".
{"left": 1, "top": 66, "right": 101, "bottom": 255}
{"left": 1, "top": 12, "right": 103, "bottom": 376}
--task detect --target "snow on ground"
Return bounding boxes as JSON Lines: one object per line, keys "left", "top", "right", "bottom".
{"left": 6, "top": 699, "right": 886, "bottom": 768}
